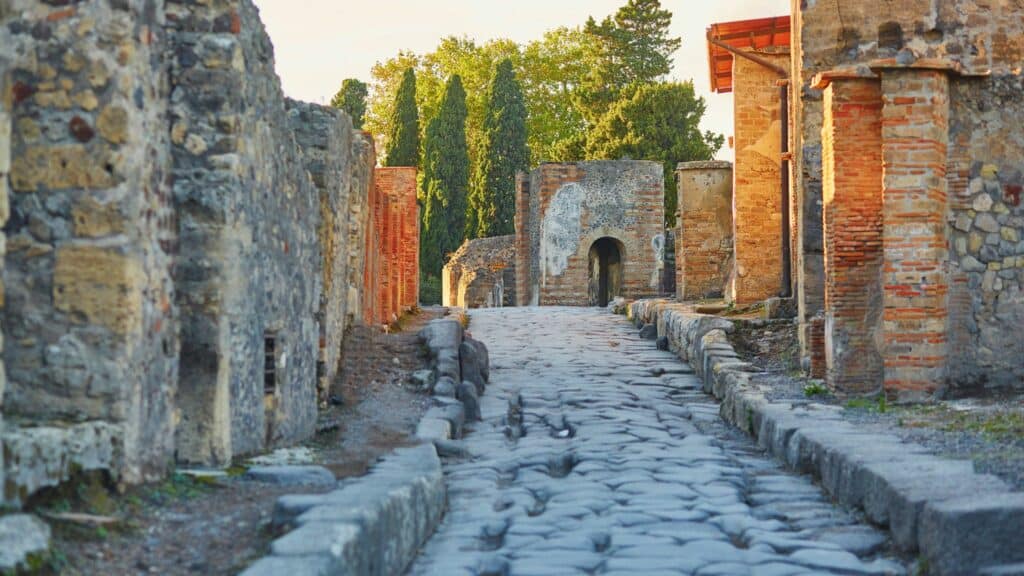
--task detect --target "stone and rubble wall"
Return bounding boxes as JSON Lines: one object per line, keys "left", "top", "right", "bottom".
{"left": 804, "top": 0, "right": 1024, "bottom": 396}
{"left": 442, "top": 235, "right": 515, "bottom": 309}
{"left": 286, "top": 100, "right": 353, "bottom": 401}
{"left": 2, "top": 0, "right": 179, "bottom": 502}
{"left": 731, "top": 52, "right": 788, "bottom": 306}
{"left": 675, "top": 161, "right": 733, "bottom": 301}
{"left": 347, "top": 132, "right": 374, "bottom": 327}
{"left": 516, "top": 161, "right": 664, "bottom": 306}
{"left": 0, "top": 0, "right": 378, "bottom": 504}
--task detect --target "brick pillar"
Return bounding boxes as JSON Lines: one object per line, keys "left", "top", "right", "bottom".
{"left": 514, "top": 172, "right": 531, "bottom": 306}
{"left": 880, "top": 70, "right": 949, "bottom": 399}
{"left": 821, "top": 78, "right": 884, "bottom": 392}
{"left": 676, "top": 161, "right": 733, "bottom": 301}
{"left": 731, "top": 53, "right": 786, "bottom": 305}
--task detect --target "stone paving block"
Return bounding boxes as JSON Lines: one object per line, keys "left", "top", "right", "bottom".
{"left": 245, "top": 465, "right": 336, "bottom": 487}
{"left": 920, "top": 492, "right": 1024, "bottom": 576}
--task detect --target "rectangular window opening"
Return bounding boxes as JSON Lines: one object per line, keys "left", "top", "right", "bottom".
{"left": 264, "top": 331, "right": 277, "bottom": 395}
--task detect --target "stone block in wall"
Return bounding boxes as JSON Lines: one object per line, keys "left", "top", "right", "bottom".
{"left": 676, "top": 161, "right": 733, "bottom": 301}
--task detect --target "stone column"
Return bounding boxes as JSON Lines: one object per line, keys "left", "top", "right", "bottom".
{"left": 880, "top": 69, "right": 950, "bottom": 399}
{"left": 820, "top": 77, "right": 885, "bottom": 393}
{"left": 675, "top": 161, "right": 733, "bottom": 301}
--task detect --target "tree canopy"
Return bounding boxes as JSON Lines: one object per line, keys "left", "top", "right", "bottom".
{"left": 468, "top": 59, "right": 529, "bottom": 238}
{"left": 420, "top": 75, "right": 470, "bottom": 281}
{"left": 383, "top": 68, "right": 420, "bottom": 167}
{"left": 330, "top": 78, "right": 368, "bottom": 129}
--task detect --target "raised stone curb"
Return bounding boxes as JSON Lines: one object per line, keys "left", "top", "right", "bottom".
{"left": 629, "top": 298, "right": 1024, "bottom": 576}
{"left": 419, "top": 316, "right": 490, "bottom": 423}
{"left": 240, "top": 444, "right": 445, "bottom": 576}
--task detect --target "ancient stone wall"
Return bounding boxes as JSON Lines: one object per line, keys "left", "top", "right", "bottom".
{"left": 286, "top": 100, "right": 353, "bottom": 400}
{"left": 2, "top": 0, "right": 179, "bottom": 501}
{"left": 442, "top": 235, "right": 515, "bottom": 309}
{"left": 347, "top": 132, "right": 374, "bottom": 327}
{"left": 514, "top": 172, "right": 533, "bottom": 306}
{"left": 167, "top": 0, "right": 321, "bottom": 463}
{"left": 731, "top": 53, "right": 787, "bottom": 306}
{"left": 675, "top": 161, "right": 732, "bottom": 301}
{"left": 516, "top": 161, "right": 664, "bottom": 306}
{"left": 1, "top": 60, "right": 10, "bottom": 503}
{"left": 945, "top": 75, "right": 1024, "bottom": 392}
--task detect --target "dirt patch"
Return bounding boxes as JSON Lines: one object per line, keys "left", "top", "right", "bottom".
{"left": 38, "top": 309, "right": 441, "bottom": 575}
{"left": 727, "top": 319, "right": 801, "bottom": 375}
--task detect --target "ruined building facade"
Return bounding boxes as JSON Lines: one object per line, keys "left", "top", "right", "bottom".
{"left": 442, "top": 235, "right": 515, "bottom": 309}
{"left": 515, "top": 161, "right": 666, "bottom": 307}
{"left": 0, "top": 0, "right": 415, "bottom": 506}
{"left": 681, "top": 4, "right": 1024, "bottom": 399}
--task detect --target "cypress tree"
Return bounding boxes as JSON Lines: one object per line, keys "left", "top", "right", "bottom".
{"left": 469, "top": 59, "right": 529, "bottom": 238}
{"left": 329, "top": 78, "right": 368, "bottom": 129}
{"left": 384, "top": 68, "right": 420, "bottom": 167}
{"left": 420, "top": 75, "right": 469, "bottom": 280}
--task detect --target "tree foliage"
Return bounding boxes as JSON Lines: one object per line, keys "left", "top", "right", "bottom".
{"left": 587, "top": 82, "right": 724, "bottom": 227}
{"left": 420, "top": 75, "right": 470, "bottom": 280}
{"left": 383, "top": 68, "right": 420, "bottom": 167}
{"left": 330, "top": 78, "right": 368, "bottom": 129}
{"left": 468, "top": 59, "right": 529, "bottom": 238}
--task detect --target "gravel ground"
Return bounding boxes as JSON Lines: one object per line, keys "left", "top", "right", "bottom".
{"left": 730, "top": 320, "right": 1024, "bottom": 491}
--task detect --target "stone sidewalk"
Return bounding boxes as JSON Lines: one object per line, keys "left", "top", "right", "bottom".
{"left": 408, "top": 307, "right": 907, "bottom": 576}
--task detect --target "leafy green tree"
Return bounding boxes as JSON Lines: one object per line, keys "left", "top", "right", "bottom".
{"left": 420, "top": 75, "right": 470, "bottom": 281}
{"left": 384, "top": 68, "right": 420, "bottom": 167}
{"left": 586, "top": 82, "right": 723, "bottom": 227}
{"left": 330, "top": 79, "right": 368, "bottom": 129}
{"left": 468, "top": 59, "right": 530, "bottom": 238}
{"left": 579, "top": 0, "right": 680, "bottom": 122}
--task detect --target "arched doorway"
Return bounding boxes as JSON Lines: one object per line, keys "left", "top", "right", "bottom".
{"left": 588, "top": 237, "right": 624, "bottom": 307}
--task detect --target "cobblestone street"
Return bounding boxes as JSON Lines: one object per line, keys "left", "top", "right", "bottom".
{"left": 410, "top": 308, "right": 908, "bottom": 576}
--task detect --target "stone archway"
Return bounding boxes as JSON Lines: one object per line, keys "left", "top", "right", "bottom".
{"left": 588, "top": 237, "right": 625, "bottom": 307}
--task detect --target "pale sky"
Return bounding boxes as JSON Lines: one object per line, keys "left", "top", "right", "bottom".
{"left": 252, "top": 0, "right": 789, "bottom": 161}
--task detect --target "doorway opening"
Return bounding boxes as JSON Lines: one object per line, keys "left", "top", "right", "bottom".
{"left": 588, "top": 237, "right": 624, "bottom": 307}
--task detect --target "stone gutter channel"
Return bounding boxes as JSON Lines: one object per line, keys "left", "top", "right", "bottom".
{"left": 628, "top": 299, "right": 1024, "bottom": 576}
{"left": 241, "top": 315, "right": 485, "bottom": 576}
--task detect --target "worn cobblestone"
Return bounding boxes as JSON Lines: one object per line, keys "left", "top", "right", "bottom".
{"left": 409, "top": 308, "right": 907, "bottom": 575}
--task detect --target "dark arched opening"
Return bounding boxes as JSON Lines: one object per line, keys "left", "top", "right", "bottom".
{"left": 588, "top": 237, "right": 624, "bottom": 307}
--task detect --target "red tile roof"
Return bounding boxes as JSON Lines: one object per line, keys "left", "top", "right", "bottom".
{"left": 707, "top": 16, "right": 791, "bottom": 94}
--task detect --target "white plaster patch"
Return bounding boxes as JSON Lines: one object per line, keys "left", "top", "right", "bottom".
{"left": 540, "top": 182, "right": 583, "bottom": 282}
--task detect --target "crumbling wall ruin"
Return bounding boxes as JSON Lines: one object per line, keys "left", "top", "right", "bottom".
{"left": 0, "top": 0, "right": 403, "bottom": 507}
{"left": 442, "top": 235, "right": 515, "bottom": 309}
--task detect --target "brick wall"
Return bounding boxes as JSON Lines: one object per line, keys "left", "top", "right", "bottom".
{"left": 731, "top": 53, "right": 787, "bottom": 305}
{"left": 675, "top": 161, "right": 733, "bottom": 300}
{"left": 372, "top": 167, "right": 418, "bottom": 323}
{"left": 514, "top": 172, "right": 533, "bottom": 306}
{"left": 516, "top": 161, "right": 664, "bottom": 306}
{"left": 879, "top": 70, "right": 950, "bottom": 399}
{"left": 821, "top": 78, "right": 884, "bottom": 393}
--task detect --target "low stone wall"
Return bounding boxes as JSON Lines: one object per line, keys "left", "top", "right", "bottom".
{"left": 629, "top": 299, "right": 1024, "bottom": 576}
{"left": 242, "top": 444, "right": 445, "bottom": 576}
